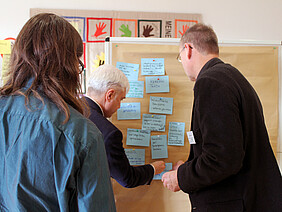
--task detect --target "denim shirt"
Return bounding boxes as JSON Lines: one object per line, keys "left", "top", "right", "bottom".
{"left": 0, "top": 90, "right": 116, "bottom": 212}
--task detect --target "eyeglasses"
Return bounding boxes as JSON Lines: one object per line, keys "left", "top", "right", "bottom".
{"left": 176, "top": 45, "right": 193, "bottom": 63}
{"left": 79, "top": 59, "right": 85, "bottom": 74}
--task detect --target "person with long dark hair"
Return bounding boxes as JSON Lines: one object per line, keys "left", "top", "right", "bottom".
{"left": 0, "top": 13, "right": 116, "bottom": 211}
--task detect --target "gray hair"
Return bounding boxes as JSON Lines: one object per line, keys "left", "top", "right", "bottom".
{"left": 87, "top": 64, "right": 130, "bottom": 95}
{"left": 180, "top": 23, "right": 219, "bottom": 55}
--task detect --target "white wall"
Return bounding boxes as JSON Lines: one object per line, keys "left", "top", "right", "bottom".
{"left": 1, "top": 0, "right": 282, "bottom": 41}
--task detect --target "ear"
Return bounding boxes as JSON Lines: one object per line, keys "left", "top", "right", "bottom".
{"left": 184, "top": 43, "right": 193, "bottom": 59}
{"left": 105, "top": 89, "right": 116, "bottom": 102}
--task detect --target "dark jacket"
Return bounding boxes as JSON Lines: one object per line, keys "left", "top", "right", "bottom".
{"left": 178, "top": 58, "right": 282, "bottom": 211}
{"left": 85, "top": 97, "right": 154, "bottom": 188}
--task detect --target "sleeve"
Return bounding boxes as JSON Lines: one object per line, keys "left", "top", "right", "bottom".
{"left": 178, "top": 77, "right": 245, "bottom": 193}
{"left": 76, "top": 125, "right": 116, "bottom": 212}
{"left": 104, "top": 129, "right": 154, "bottom": 188}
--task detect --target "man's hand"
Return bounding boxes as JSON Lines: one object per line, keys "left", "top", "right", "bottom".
{"left": 161, "top": 160, "right": 184, "bottom": 192}
{"left": 162, "top": 170, "right": 180, "bottom": 192}
{"left": 173, "top": 160, "right": 184, "bottom": 170}
{"left": 151, "top": 161, "right": 166, "bottom": 175}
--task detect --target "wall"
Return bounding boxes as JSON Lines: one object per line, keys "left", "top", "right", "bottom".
{"left": 0, "top": 0, "right": 281, "bottom": 168}
{"left": 1, "top": 0, "right": 282, "bottom": 41}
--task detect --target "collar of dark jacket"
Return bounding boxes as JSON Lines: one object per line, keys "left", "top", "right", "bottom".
{"left": 84, "top": 96, "right": 104, "bottom": 116}
{"left": 197, "top": 57, "right": 223, "bottom": 81}
{"left": 192, "top": 58, "right": 223, "bottom": 91}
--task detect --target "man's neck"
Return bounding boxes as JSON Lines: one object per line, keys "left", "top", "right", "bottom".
{"left": 86, "top": 95, "right": 105, "bottom": 117}
{"left": 194, "top": 54, "right": 218, "bottom": 80}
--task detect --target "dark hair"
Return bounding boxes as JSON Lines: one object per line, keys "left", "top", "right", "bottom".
{"left": 180, "top": 23, "right": 219, "bottom": 55}
{"left": 0, "top": 13, "right": 88, "bottom": 123}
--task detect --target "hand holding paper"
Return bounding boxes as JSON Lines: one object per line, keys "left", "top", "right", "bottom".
{"left": 151, "top": 161, "right": 166, "bottom": 175}
{"left": 173, "top": 160, "right": 184, "bottom": 170}
{"left": 161, "top": 160, "right": 184, "bottom": 192}
{"left": 162, "top": 170, "right": 180, "bottom": 192}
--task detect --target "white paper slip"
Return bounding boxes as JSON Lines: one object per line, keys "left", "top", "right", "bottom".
{"left": 187, "top": 131, "right": 196, "bottom": 144}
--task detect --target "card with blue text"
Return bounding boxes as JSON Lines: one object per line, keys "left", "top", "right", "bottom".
{"left": 168, "top": 122, "right": 185, "bottom": 146}
{"left": 126, "top": 81, "right": 144, "bottom": 98}
{"left": 141, "top": 58, "right": 165, "bottom": 75}
{"left": 149, "top": 96, "right": 173, "bottom": 114}
{"left": 126, "top": 128, "right": 151, "bottom": 147}
{"left": 151, "top": 135, "right": 168, "bottom": 159}
{"left": 117, "top": 102, "right": 141, "bottom": 120}
{"left": 145, "top": 76, "right": 169, "bottom": 93}
{"left": 116, "top": 62, "right": 139, "bottom": 81}
{"left": 125, "top": 149, "right": 145, "bottom": 165}
{"left": 142, "top": 114, "right": 166, "bottom": 132}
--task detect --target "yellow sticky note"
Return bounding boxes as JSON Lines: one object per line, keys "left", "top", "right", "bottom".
{"left": 2, "top": 54, "right": 11, "bottom": 84}
{"left": 0, "top": 40, "right": 11, "bottom": 54}
{"left": 69, "top": 21, "right": 80, "bottom": 33}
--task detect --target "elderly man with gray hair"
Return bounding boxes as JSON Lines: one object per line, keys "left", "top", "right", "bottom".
{"left": 85, "top": 64, "right": 165, "bottom": 188}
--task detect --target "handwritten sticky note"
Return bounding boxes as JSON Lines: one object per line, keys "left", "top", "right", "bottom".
{"left": 151, "top": 135, "right": 168, "bottom": 159}
{"left": 153, "top": 163, "right": 173, "bottom": 180}
{"left": 126, "top": 81, "right": 144, "bottom": 98}
{"left": 116, "top": 62, "right": 139, "bottom": 81}
{"left": 141, "top": 58, "right": 165, "bottom": 75}
{"left": 149, "top": 96, "right": 173, "bottom": 115}
{"left": 168, "top": 122, "right": 185, "bottom": 146}
{"left": 142, "top": 114, "right": 166, "bottom": 132}
{"left": 145, "top": 76, "right": 169, "bottom": 93}
{"left": 117, "top": 102, "right": 141, "bottom": 120}
{"left": 126, "top": 128, "right": 151, "bottom": 147}
{"left": 0, "top": 40, "right": 11, "bottom": 54}
{"left": 125, "top": 149, "right": 145, "bottom": 165}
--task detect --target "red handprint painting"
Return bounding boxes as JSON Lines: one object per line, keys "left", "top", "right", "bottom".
{"left": 179, "top": 25, "right": 189, "bottom": 36}
{"left": 93, "top": 22, "right": 107, "bottom": 38}
{"left": 87, "top": 18, "right": 112, "bottom": 42}
{"left": 175, "top": 20, "right": 198, "bottom": 38}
